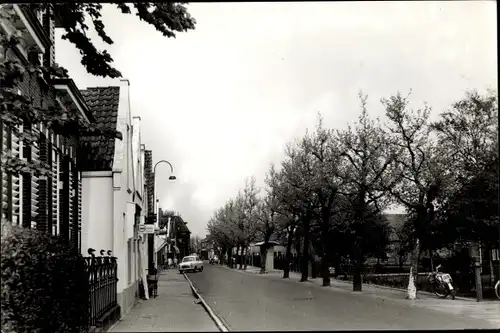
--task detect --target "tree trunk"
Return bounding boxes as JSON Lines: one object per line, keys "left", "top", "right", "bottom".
{"left": 243, "top": 244, "right": 249, "bottom": 270}
{"left": 260, "top": 243, "right": 268, "bottom": 274}
{"left": 407, "top": 238, "right": 420, "bottom": 300}
{"left": 301, "top": 217, "right": 311, "bottom": 282}
{"left": 220, "top": 247, "right": 224, "bottom": 265}
{"left": 321, "top": 254, "right": 330, "bottom": 286}
{"left": 320, "top": 193, "right": 335, "bottom": 287}
{"left": 234, "top": 245, "right": 239, "bottom": 268}
{"left": 227, "top": 248, "right": 233, "bottom": 268}
{"left": 283, "top": 227, "right": 293, "bottom": 279}
{"left": 320, "top": 221, "right": 330, "bottom": 286}
{"left": 429, "top": 249, "right": 434, "bottom": 272}
{"left": 239, "top": 244, "right": 244, "bottom": 270}
{"left": 352, "top": 243, "right": 363, "bottom": 292}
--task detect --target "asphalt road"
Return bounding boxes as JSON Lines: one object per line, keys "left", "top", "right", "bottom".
{"left": 186, "top": 264, "right": 498, "bottom": 331}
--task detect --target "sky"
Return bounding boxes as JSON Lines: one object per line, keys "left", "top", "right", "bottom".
{"left": 55, "top": 1, "right": 497, "bottom": 238}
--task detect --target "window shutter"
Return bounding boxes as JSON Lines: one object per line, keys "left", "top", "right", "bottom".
{"left": 10, "top": 127, "right": 21, "bottom": 225}
{"left": 77, "top": 171, "right": 82, "bottom": 251}
{"left": 1, "top": 125, "right": 9, "bottom": 220}
{"left": 68, "top": 161, "right": 74, "bottom": 246}
{"left": 30, "top": 127, "right": 40, "bottom": 228}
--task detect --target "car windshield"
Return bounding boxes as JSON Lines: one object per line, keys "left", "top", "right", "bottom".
{"left": 182, "top": 257, "right": 195, "bottom": 262}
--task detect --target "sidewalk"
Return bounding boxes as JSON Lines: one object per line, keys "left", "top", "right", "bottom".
{"left": 109, "top": 270, "right": 218, "bottom": 332}
{"left": 225, "top": 265, "right": 500, "bottom": 327}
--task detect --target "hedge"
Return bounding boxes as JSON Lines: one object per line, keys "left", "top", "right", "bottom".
{"left": 1, "top": 221, "right": 89, "bottom": 333}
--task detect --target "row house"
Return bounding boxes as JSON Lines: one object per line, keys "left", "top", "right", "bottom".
{"left": 79, "top": 81, "right": 149, "bottom": 316}
{"left": 1, "top": 4, "right": 84, "bottom": 250}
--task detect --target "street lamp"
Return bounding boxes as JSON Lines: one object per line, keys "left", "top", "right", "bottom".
{"left": 153, "top": 160, "right": 176, "bottom": 228}
{"left": 150, "top": 160, "right": 176, "bottom": 271}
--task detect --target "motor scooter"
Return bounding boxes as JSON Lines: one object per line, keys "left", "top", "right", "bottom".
{"left": 427, "top": 264, "right": 456, "bottom": 299}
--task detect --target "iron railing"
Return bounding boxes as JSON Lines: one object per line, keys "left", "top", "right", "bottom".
{"left": 84, "top": 249, "right": 118, "bottom": 328}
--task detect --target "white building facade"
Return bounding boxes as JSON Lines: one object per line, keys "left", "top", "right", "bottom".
{"left": 80, "top": 79, "right": 147, "bottom": 317}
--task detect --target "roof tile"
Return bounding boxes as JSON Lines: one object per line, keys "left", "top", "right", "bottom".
{"left": 79, "top": 86, "right": 120, "bottom": 171}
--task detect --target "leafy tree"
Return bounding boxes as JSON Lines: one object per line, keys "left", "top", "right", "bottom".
{"left": 335, "top": 92, "right": 397, "bottom": 291}
{"left": 432, "top": 90, "right": 499, "bottom": 248}
{"left": 277, "top": 136, "right": 319, "bottom": 282}
{"left": 255, "top": 166, "right": 280, "bottom": 274}
{"left": 301, "top": 115, "right": 344, "bottom": 286}
{"left": 235, "top": 177, "right": 260, "bottom": 269}
{"left": 207, "top": 201, "right": 240, "bottom": 267}
{"left": 189, "top": 235, "right": 202, "bottom": 255}
{"left": 34, "top": 2, "right": 196, "bottom": 78}
{"left": 382, "top": 92, "right": 448, "bottom": 300}
{"left": 266, "top": 163, "right": 299, "bottom": 279}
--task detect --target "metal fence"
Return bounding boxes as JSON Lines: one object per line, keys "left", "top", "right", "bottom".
{"left": 84, "top": 249, "right": 118, "bottom": 328}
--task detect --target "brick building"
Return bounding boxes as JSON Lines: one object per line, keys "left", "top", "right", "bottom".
{"left": 1, "top": 4, "right": 87, "bottom": 251}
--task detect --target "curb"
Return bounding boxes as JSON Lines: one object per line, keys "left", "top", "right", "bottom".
{"left": 107, "top": 320, "right": 120, "bottom": 332}
{"left": 183, "top": 273, "right": 230, "bottom": 332}
{"left": 333, "top": 278, "right": 474, "bottom": 302}
{"left": 239, "top": 265, "right": 476, "bottom": 302}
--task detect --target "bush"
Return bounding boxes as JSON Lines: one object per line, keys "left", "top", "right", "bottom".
{"left": 1, "top": 221, "right": 89, "bottom": 333}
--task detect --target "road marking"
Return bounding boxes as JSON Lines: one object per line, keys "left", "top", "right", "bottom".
{"left": 183, "top": 273, "right": 230, "bottom": 332}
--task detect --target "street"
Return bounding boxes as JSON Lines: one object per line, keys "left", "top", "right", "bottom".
{"left": 186, "top": 264, "right": 498, "bottom": 331}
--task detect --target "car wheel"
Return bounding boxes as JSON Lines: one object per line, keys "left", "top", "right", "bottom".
{"left": 179, "top": 270, "right": 183, "bottom": 274}
{"left": 200, "top": 266, "right": 204, "bottom": 272}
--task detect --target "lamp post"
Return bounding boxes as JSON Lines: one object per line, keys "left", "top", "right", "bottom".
{"left": 153, "top": 160, "right": 176, "bottom": 227}
{"left": 148, "top": 160, "right": 176, "bottom": 271}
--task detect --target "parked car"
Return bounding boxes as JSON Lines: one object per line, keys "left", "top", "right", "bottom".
{"left": 179, "top": 255, "right": 204, "bottom": 273}
{"left": 210, "top": 255, "right": 219, "bottom": 265}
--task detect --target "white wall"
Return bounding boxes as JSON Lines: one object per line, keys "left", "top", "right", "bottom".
{"left": 112, "top": 79, "right": 135, "bottom": 296}
{"left": 81, "top": 172, "right": 113, "bottom": 255}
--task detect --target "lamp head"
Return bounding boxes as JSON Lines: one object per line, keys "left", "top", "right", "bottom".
{"left": 169, "top": 175, "right": 177, "bottom": 180}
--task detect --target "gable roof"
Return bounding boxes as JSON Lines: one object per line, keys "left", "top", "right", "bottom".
{"left": 79, "top": 87, "right": 120, "bottom": 171}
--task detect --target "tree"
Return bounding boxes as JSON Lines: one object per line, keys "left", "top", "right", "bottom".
{"left": 335, "top": 92, "right": 397, "bottom": 291}
{"left": 432, "top": 90, "right": 499, "bottom": 282}
{"left": 277, "top": 137, "right": 319, "bottom": 282}
{"left": 189, "top": 235, "right": 202, "bottom": 254}
{"left": 235, "top": 177, "right": 260, "bottom": 270}
{"left": 266, "top": 163, "right": 299, "bottom": 279}
{"left": 255, "top": 167, "right": 280, "bottom": 274}
{"left": 382, "top": 92, "right": 448, "bottom": 300}
{"left": 207, "top": 202, "right": 239, "bottom": 267}
{"left": 35, "top": 2, "right": 196, "bottom": 78}
{"left": 300, "top": 115, "right": 345, "bottom": 287}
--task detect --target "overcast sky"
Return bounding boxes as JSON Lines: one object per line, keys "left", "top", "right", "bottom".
{"left": 56, "top": 1, "right": 497, "bottom": 238}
